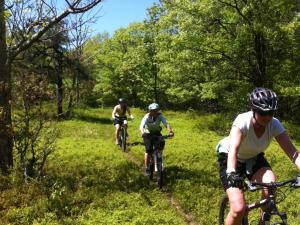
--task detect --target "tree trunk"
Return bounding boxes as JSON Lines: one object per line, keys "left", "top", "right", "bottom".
{"left": 76, "top": 75, "right": 80, "bottom": 104}
{"left": 56, "top": 76, "right": 63, "bottom": 117}
{"left": 66, "top": 71, "right": 77, "bottom": 118}
{"left": 253, "top": 32, "right": 267, "bottom": 87}
{"left": 0, "top": 0, "right": 13, "bottom": 173}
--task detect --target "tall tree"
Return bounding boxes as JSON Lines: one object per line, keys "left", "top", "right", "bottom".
{"left": 0, "top": 0, "right": 102, "bottom": 174}
{"left": 150, "top": 0, "right": 300, "bottom": 109}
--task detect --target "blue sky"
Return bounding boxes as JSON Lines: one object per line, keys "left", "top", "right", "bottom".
{"left": 91, "top": 0, "right": 160, "bottom": 36}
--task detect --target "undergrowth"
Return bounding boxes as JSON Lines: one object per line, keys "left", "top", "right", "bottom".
{"left": 1, "top": 107, "right": 299, "bottom": 224}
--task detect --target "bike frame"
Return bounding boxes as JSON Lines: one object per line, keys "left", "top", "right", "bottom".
{"left": 219, "top": 177, "right": 300, "bottom": 225}
{"left": 118, "top": 123, "right": 127, "bottom": 151}
{"left": 244, "top": 179, "right": 298, "bottom": 225}
{"left": 245, "top": 185, "right": 287, "bottom": 224}
{"left": 148, "top": 135, "right": 170, "bottom": 188}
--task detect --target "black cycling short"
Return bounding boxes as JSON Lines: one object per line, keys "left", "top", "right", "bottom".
{"left": 217, "top": 152, "right": 271, "bottom": 190}
{"left": 142, "top": 133, "right": 165, "bottom": 154}
{"left": 114, "top": 116, "right": 127, "bottom": 125}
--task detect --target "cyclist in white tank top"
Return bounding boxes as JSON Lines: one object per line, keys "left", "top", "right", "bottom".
{"left": 216, "top": 88, "right": 300, "bottom": 225}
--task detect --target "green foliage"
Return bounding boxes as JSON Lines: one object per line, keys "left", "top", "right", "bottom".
{"left": 2, "top": 107, "right": 300, "bottom": 224}
{"left": 83, "top": 0, "right": 300, "bottom": 118}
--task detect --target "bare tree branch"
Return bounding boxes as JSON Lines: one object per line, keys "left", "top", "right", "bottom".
{"left": 8, "top": 0, "right": 102, "bottom": 62}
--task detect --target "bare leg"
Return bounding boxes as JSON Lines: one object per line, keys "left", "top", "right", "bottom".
{"left": 251, "top": 167, "right": 276, "bottom": 224}
{"left": 144, "top": 153, "right": 149, "bottom": 169}
{"left": 115, "top": 124, "right": 120, "bottom": 144}
{"left": 226, "top": 187, "right": 246, "bottom": 225}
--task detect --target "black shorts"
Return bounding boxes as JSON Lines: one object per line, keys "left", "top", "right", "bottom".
{"left": 217, "top": 152, "right": 271, "bottom": 190}
{"left": 114, "top": 116, "right": 127, "bottom": 125}
{"left": 142, "top": 133, "right": 165, "bottom": 154}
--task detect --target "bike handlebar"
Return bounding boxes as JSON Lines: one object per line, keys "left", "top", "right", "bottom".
{"left": 245, "top": 176, "right": 300, "bottom": 191}
{"left": 161, "top": 134, "right": 174, "bottom": 139}
{"left": 145, "top": 133, "right": 174, "bottom": 139}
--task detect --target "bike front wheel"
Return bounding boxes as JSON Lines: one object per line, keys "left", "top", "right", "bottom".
{"left": 157, "top": 170, "right": 163, "bottom": 189}
{"left": 120, "top": 127, "right": 126, "bottom": 151}
{"left": 149, "top": 160, "right": 154, "bottom": 180}
{"left": 219, "top": 195, "right": 249, "bottom": 225}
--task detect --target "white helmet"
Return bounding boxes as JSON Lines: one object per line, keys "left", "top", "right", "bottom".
{"left": 148, "top": 103, "right": 159, "bottom": 111}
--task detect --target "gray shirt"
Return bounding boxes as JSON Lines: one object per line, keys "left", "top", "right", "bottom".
{"left": 140, "top": 113, "right": 168, "bottom": 134}
{"left": 217, "top": 111, "right": 285, "bottom": 160}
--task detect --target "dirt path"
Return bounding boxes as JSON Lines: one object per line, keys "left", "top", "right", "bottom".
{"left": 125, "top": 150, "right": 201, "bottom": 225}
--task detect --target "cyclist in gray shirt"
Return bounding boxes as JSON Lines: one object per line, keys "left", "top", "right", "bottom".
{"left": 216, "top": 88, "right": 300, "bottom": 225}
{"left": 140, "top": 103, "right": 174, "bottom": 176}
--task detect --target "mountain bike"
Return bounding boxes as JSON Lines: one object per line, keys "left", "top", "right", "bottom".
{"left": 219, "top": 176, "right": 300, "bottom": 225}
{"left": 148, "top": 134, "right": 173, "bottom": 189}
{"left": 115, "top": 116, "right": 132, "bottom": 152}
{"left": 118, "top": 124, "right": 127, "bottom": 151}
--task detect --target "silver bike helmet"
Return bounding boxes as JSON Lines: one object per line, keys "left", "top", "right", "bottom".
{"left": 250, "top": 87, "right": 278, "bottom": 111}
{"left": 148, "top": 103, "right": 159, "bottom": 111}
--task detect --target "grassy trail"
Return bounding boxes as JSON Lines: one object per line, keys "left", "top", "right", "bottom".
{"left": 124, "top": 148, "right": 199, "bottom": 225}
{"left": 1, "top": 107, "right": 300, "bottom": 224}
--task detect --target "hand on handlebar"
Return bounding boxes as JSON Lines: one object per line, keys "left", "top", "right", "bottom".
{"left": 168, "top": 132, "right": 174, "bottom": 137}
{"left": 227, "top": 172, "right": 244, "bottom": 189}
{"left": 292, "top": 175, "right": 300, "bottom": 188}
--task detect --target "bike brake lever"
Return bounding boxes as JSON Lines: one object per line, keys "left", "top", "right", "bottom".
{"left": 291, "top": 176, "right": 300, "bottom": 188}
{"left": 245, "top": 180, "right": 259, "bottom": 192}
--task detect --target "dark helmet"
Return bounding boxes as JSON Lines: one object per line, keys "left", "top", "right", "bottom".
{"left": 118, "top": 98, "right": 126, "bottom": 104}
{"left": 250, "top": 87, "right": 278, "bottom": 111}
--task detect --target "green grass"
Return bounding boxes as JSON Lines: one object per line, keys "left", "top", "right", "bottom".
{"left": 1, "top": 107, "right": 300, "bottom": 224}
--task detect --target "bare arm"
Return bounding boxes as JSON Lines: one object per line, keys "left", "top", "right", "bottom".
{"left": 127, "top": 107, "right": 131, "bottom": 116}
{"left": 127, "top": 107, "right": 134, "bottom": 119}
{"left": 227, "top": 126, "right": 243, "bottom": 173}
{"left": 161, "top": 115, "right": 173, "bottom": 134}
{"left": 275, "top": 131, "right": 300, "bottom": 170}
{"left": 140, "top": 115, "right": 147, "bottom": 135}
{"left": 112, "top": 106, "right": 117, "bottom": 119}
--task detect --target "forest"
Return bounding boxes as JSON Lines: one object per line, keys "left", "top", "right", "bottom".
{"left": 1, "top": 0, "right": 300, "bottom": 224}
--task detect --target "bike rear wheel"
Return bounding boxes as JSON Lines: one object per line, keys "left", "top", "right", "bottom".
{"left": 219, "top": 195, "right": 249, "bottom": 225}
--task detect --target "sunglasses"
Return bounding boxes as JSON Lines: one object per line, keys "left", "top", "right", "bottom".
{"left": 257, "top": 110, "right": 275, "bottom": 116}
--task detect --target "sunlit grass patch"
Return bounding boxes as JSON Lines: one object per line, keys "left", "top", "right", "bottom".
{"left": 2, "top": 107, "right": 300, "bottom": 224}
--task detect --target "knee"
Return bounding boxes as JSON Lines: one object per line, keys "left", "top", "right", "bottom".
{"left": 230, "top": 201, "right": 246, "bottom": 218}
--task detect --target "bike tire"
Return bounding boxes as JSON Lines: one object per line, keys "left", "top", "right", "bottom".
{"left": 157, "top": 170, "right": 163, "bottom": 189}
{"left": 119, "top": 127, "right": 126, "bottom": 152}
{"left": 121, "top": 128, "right": 126, "bottom": 151}
{"left": 149, "top": 160, "right": 154, "bottom": 180}
{"left": 218, "top": 195, "right": 249, "bottom": 225}
{"left": 157, "top": 156, "right": 163, "bottom": 188}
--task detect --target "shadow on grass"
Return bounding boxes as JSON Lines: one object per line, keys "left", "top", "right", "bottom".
{"left": 164, "top": 165, "right": 220, "bottom": 190}
{"left": 40, "top": 159, "right": 153, "bottom": 219}
{"left": 75, "top": 115, "right": 112, "bottom": 124}
{"left": 128, "top": 141, "right": 144, "bottom": 146}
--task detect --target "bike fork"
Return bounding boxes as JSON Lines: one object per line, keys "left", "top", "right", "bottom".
{"left": 154, "top": 151, "right": 163, "bottom": 172}
{"left": 154, "top": 154, "right": 158, "bottom": 172}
